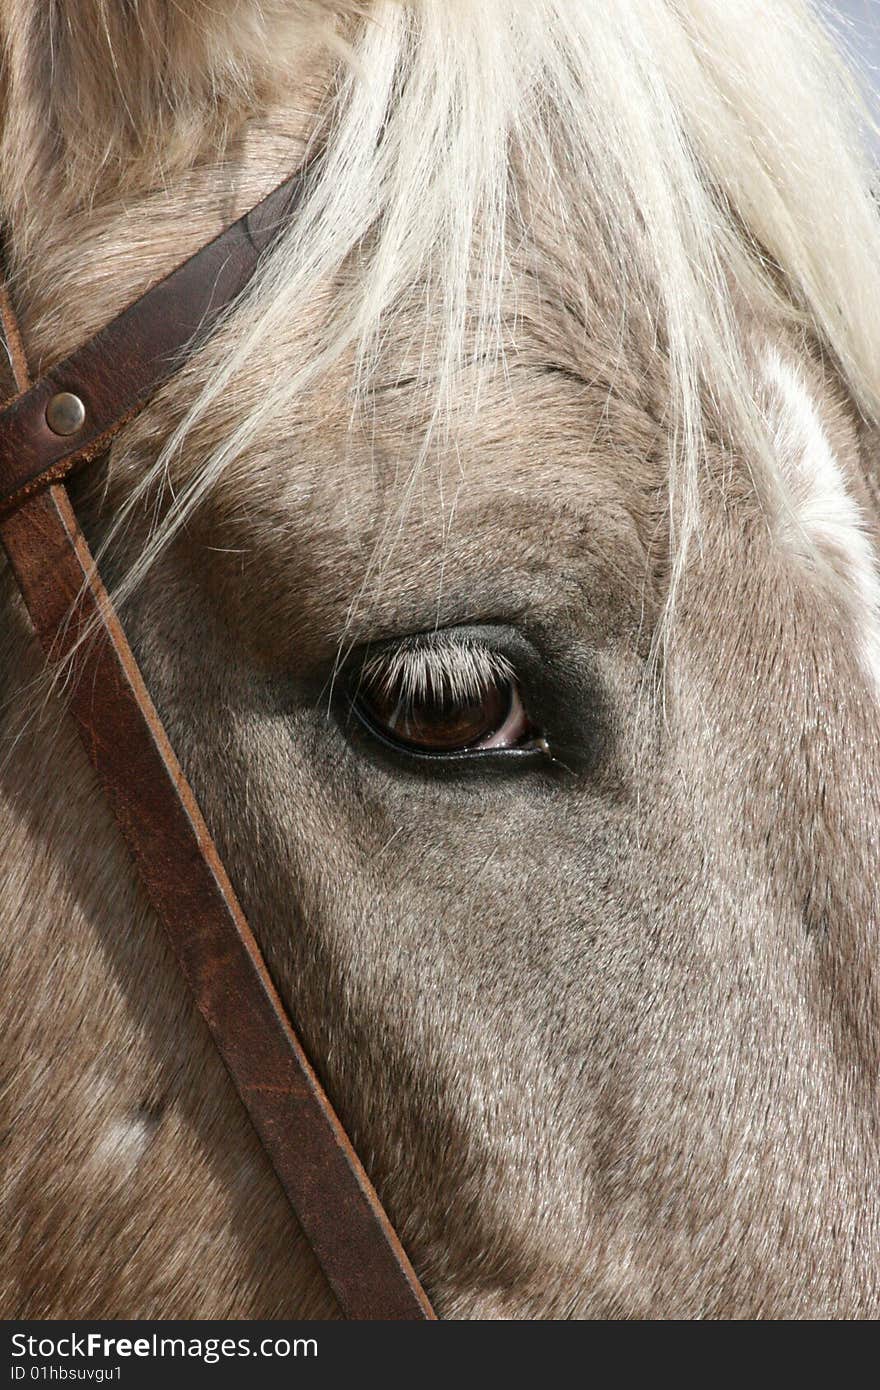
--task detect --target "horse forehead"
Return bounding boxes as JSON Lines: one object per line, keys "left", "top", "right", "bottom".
{"left": 186, "top": 357, "right": 664, "bottom": 658}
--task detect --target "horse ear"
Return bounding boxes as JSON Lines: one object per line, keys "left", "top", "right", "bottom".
{"left": 0, "top": 1, "right": 359, "bottom": 210}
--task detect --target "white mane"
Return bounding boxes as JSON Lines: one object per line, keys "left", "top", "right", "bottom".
{"left": 105, "top": 0, "right": 880, "bottom": 621}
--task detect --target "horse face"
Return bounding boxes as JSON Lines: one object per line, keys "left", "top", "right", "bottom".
{"left": 87, "top": 271, "right": 879, "bottom": 1317}
{"left": 3, "top": 0, "right": 880, "bottom": 1319}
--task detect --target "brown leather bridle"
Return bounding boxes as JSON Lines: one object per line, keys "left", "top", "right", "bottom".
{"left": 0, "top": 167, "right": 436, "bottom": 1321}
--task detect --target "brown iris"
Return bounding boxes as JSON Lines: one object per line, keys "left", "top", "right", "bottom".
{"left": 355, "top": 673, "right": 523, "bottom": 753}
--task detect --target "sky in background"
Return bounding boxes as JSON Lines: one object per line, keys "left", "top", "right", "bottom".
{"left": 828, "top": 1, "right": 880, "bottom": 126}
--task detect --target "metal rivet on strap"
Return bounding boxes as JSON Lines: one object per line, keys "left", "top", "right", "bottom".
{"left": 45, "top": 391, "right": 86, "bottom": 436}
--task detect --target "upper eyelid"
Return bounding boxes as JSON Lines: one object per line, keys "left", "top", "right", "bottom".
{"left": 359, "top": 637, "right": 515, "bottom": 705}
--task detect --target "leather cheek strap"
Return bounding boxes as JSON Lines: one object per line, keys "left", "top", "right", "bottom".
{"left": 0, "top": 178, "right": 436, "bottom": 1321}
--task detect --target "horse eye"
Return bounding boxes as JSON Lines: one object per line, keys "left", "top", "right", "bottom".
{"left": 353, "top": 667, "right": 535, "bottom": 755}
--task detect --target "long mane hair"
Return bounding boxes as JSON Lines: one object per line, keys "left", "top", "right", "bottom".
{"left": 64, "top": 1, "right": 880, "bottom": 634}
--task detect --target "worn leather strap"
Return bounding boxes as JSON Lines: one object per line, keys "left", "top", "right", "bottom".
{"left": 0, "top": 168, "right": 308, "bottom": 518}
{"left": 0, "top": 182, "right": 435, "bottom": 1320}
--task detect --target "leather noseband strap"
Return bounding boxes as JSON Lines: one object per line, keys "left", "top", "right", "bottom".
{"left": 0, "top": 168, "right": 435, "bottom": 1321}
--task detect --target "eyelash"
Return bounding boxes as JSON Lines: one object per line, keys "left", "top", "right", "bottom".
{"left": 359, "top": 638, "right": 514, "bottom": 708}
